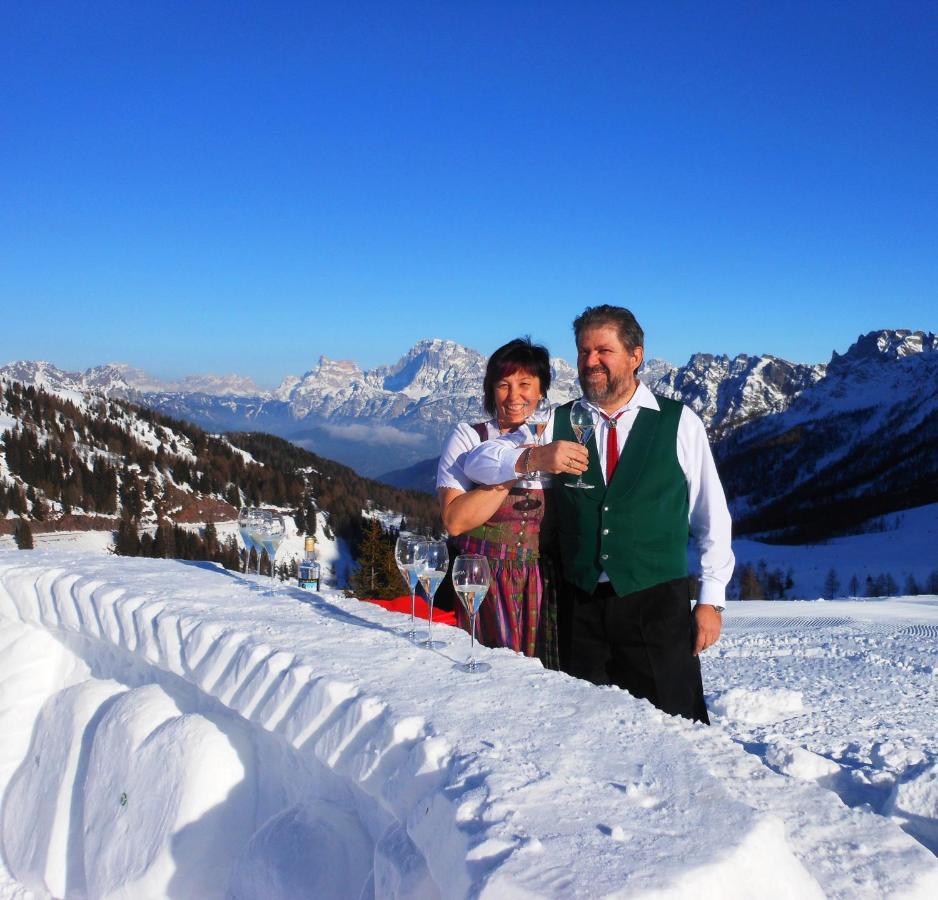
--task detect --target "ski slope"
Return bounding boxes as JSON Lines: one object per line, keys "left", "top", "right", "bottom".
{"left": 0, "top": 551, "right": 936, "bottom": 898}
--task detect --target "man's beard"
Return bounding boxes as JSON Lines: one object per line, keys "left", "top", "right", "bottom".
{"left": 579, "top": 365, "right": 628, "bottom": 404}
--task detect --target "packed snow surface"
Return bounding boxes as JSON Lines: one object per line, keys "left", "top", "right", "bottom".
{"left": 1, "top": 553, "right": 937, "bottom": 898}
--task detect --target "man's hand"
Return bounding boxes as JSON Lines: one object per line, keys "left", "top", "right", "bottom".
{"left": 527, "top": 440, "right": 589, "bottom": 476}
{"left": 693, "top": 604, "right": 722, "bottom": 655}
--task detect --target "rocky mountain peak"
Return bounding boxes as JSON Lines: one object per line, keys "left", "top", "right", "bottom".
{"left": 829, "top": 329, "right": 936, "bottom": 373}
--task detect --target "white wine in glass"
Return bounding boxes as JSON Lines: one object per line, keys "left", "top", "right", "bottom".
{"left": 395, "top": 535, "right": 429, "bottom": 639}
{"left": 260, "top": 511, "right": 286, "bottom": 594}
{"left": 566, "top": 400, "right": 595, "bottom": 490}
{"left": 451, "top": 553, "right": 492, "bottom": 672}
{"left": 237, "top": 507, "right": 261, "bottom": 575}
{"left": 523, "top": 397, "right": 552, "bottom": 482}
{"left": 417, "top": 540, "right": 449, "bottom": 649}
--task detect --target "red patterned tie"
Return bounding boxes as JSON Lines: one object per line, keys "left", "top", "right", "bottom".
{"left": 600, "top": 411, "right": 624, "bottom": 481}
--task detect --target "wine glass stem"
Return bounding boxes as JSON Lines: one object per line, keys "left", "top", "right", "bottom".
{"left": 410, "top": 586, "right": 417, "bottom": 634}
{"left": 469, "top": 612, "right": 477, "bottom": 669}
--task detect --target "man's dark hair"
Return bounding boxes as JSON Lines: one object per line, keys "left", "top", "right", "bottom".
{"left": 482, "top": 337, "right": 552, "bottom": 417}
{"left": 573, "top": 305, "right": 644, "bottom": 350}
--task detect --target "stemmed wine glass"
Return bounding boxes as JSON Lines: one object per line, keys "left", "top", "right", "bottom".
{"left": 523, "top": 397, "right": 552, "bottom": 482}
{"left": 247, "top": 512, "right": 269, "bottom": 575}
{"left": 451, "top": 553, "right": 492, "bottom": 672}
{"left": 417, "top": 540, "right": 449, "bottom": 649}
{"left": 395, "top": 535, "right": 429, "bottom": 639}
{"left": 260, "top": 511, "right": 286, "bottom": 594}
{"left": 238, "top": 507, "right": 264, "bottom": 576}
{"left": 567, "top": 400, "right": 595, "bottom": 490}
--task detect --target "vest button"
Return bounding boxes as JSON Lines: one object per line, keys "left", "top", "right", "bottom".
{"left": 602, "top": 528, "right": 609, "bottom": 535}
{"left": 603, "top": 505, "right": 609, "bottom": 512}
{"left": 601, "top": 553, "right": 609, "bottom": 561}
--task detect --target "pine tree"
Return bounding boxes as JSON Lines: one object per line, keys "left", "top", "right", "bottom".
{"left": 153, "top": 519, "right": 176, "bottom": 559}
{"left": 14, "top": 519, "right": 34, "bottom": 549}
{"left": 848, "top": 574, "right": 860, "bottom": 597}
{"left": 738, "top": 564, "right": 764, "bottom": 600}
{"left": 347, "top": 519, "right": 400, "bottom": 599}
{"left": 115, "top": 518, "right": 141, "bottom": 556}
{"left": 204, "top": 521, "right": 218, "bottom": 558}
{"left": 823, "top": 568, "right": 840, "bottom": 599}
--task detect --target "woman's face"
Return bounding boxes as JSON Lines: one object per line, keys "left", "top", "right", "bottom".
{"left": 493, "top": 369, "right": 542, "bottom": 427}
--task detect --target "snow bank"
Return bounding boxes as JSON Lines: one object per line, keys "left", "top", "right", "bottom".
{"left": 1, "top": 552, "right": 936, "bottom": 898}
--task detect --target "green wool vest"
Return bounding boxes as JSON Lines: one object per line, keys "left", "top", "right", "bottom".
{"left": 553, "top": 396, "right": 689, "bottom": 596}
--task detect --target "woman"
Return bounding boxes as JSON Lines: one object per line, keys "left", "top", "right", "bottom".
{"left": 436, "top": 338, "right": 559, "bottom": 668}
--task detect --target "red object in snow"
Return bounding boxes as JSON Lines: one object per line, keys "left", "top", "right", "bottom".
{"left": 359, "top": 595, "right": 457, "bottom": 626}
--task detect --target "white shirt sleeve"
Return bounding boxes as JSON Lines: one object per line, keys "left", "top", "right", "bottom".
{"left": 676, "top": 406, "right": 735, "bottom": 606}
{"left": 462, "top": 417, "right": 554, "bottom": 485}
{"left": 436, "top": 423, "right": 485, "bottom": 492}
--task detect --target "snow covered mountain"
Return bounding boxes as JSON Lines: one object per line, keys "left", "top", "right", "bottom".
{"left": 1, "top": 329, "right": 930, "bottom": 483}
{"left": 716, "top": 329, "right": 938, "bottom": 539}
{"left": 648, "top": 353, "right": 825, "bottom": 437}
{"left": 0, "top": 361, "right": 266, "bottom": 400}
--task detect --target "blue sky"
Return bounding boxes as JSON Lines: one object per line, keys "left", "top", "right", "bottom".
{"left": 2, "top": 1, "right": 936, "bottom": 386}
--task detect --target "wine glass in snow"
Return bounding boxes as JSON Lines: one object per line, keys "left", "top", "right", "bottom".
{"left": 247, "top": 512, "right": 269, "bottom": 576}
{"left": 260, "top": 512, "right": 286, "bottom": 593}
{"left": 566, "top": 401, "right": 595, "bottom": 490}
{"left": 451, "top": 553, "right": 492, "bottom": 672}
{"left": 238, "top": 507, "right": 264, "bottom": 576}
{"left": 417, "top": 540, "right": 449, "bottom": 649}
{"left": 395, "top": 535, "right": 429, "bottom": 639}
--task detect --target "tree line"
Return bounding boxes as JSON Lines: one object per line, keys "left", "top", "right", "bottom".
{"left": 2, "top": 381, "right": 443, "bottom": 588}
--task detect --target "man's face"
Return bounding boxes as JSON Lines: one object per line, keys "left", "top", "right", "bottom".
{"left": 576, "top": 324, "right": 643, "bottom": 408}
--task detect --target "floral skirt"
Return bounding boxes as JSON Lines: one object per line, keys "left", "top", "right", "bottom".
{"left": 455, "top": 535, "right": 559, "bottom": 670}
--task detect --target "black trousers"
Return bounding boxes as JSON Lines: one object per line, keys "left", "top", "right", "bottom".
{"left": 563, "top": 578, "right": 710, "bottom": 725}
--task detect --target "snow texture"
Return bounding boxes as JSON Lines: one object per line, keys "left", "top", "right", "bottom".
{"left": 0, "top": 552, "right": 937, "bottom": 898}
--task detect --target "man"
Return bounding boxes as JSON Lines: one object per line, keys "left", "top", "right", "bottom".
{"left": 463, "top": 305, "right": 733, "bottom": 723}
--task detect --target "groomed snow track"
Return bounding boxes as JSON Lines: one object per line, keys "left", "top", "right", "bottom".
{"left": 1, "top": 552, "right": 937, "bottom": 898}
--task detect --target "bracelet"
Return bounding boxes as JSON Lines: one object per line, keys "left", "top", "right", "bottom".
{"left": 521, "top": 447, "right": 534, "bottom": 476}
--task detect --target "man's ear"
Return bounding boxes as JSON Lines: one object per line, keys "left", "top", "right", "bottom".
{"left": 631, "top": 344, "right": 644, "bottom": 375}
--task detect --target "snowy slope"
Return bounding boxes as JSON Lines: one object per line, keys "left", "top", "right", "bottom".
{"left": 730, "top": 502, "right": 938, "bottom": 598}
{"left": 1, "top": 552, "right": 937, "bottom": 898}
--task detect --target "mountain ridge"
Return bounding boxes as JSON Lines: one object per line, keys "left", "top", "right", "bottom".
{"left": 2, "top": 328, "right": 932, "bottom": 480}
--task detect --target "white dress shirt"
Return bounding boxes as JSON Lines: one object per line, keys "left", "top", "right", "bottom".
{"left": 461, "top": 382, "right": 735, "bottom": 605}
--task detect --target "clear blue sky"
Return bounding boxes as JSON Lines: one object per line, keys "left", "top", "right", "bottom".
{"left": 2, "top": 1, "right": 936, "bottom": 386}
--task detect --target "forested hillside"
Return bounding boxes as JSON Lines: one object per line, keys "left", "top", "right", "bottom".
{"left": 0, "top": 380, "right": 441, "bottom": 568}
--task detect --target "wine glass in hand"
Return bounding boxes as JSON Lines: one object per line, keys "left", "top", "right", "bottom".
{"left": 417, "top": 540, "right": 449, "bottom": 649}
{"left": 451, "top": 553, "right": 492, "bottom": 672}
{"left": 523, "top": 397, "right": 552, "bottom": 481}
{"left": 566, "top": 401, "right": 595, "bottom": 490}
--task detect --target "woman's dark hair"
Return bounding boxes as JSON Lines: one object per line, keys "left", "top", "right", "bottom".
{"left": 482, "top": 337, "right": 552, "bottom": 417}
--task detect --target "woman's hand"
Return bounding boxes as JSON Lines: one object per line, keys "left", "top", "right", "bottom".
{"left": 521, "top": 441, "right": 589, "bottom": 476}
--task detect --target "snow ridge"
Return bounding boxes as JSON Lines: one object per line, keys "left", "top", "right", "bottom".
{"left": 2, "top": 553, "right": 937, "bottom": 897}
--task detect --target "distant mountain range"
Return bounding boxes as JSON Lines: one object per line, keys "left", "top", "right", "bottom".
{"left": 0, "top": 335, "right": 822, "bottom": 477}
{"left": 3, "top": 329, "right": 936, "bottom": 541}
